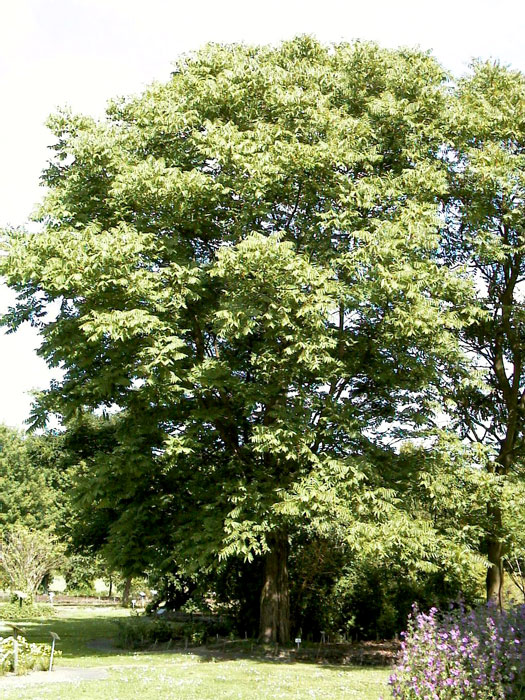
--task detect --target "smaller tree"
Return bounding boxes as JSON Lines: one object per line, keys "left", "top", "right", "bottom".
{"left": 0, "top": 527, "right": 64, "bottom": 598}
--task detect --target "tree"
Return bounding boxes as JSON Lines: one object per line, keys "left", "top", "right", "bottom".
{"left": 444, "top": 61, "right": 525, "bottom": 606}
{"left": 0, "top": 526, "right": 64, "bottom": 598}
{"left": 61, "top": 413, "right": 184, "bottom": 594}
{"left": 0, "top": 425, "right": 70, "bottom": 532}
{"left": 2, "top": 38, "right": 472, "bottom": 641}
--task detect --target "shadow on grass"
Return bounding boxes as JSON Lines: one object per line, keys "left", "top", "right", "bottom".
{"left": 3, "top": 611, "right": 394, "bottom": 672}
{"left": 0, "top": 610, "right": 128, "bottom": 661}
{"left": 180, "top": 645, "right": 393, "bottom": 672}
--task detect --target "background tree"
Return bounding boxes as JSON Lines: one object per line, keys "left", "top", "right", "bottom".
{"left": 0, "top": 425, "right": 69, "bottom": 532}
{"left": 0, "top": 526, "right": 64, "bottom": 598}
{"left": 444, "top": 61, "right": 525, "bottom": 605}
{"left": 62, "top": 414, "right": 182, "bottom": 601}
{"left": 2, "top": 38, "right": 475, "bottom": 641}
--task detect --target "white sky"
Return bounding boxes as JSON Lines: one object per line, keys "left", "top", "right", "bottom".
{"left": 1, "top": 0, "right": 524, "bottom": 430}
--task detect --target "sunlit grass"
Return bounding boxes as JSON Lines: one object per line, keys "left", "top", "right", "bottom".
{"left": 0, "top": 606, "right": 391, "bottom": 699}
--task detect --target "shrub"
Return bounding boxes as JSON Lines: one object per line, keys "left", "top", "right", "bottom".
{"left": 389, "top": 602, "right": 525, "bottom": 699}
{"left": 115, "top": 617, "right": 169, "bottom": 648}
{"left": 0, "top": 601, "right": 56, "bottom": 620}
{"left": 0, "top": 634, "right": 60, "bottom": 675}
{"left": 290, "top": 546, "right": 483, "bottom": 642}
{"left": 115, "top": 616, "right": 208, "bottom": 649}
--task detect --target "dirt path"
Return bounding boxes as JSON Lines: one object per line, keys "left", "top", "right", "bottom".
{"left": 0, "top": 667, "right": 109, "bottom": 687}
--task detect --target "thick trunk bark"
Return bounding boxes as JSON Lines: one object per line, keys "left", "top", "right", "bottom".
{"left": 485, "top": 443, "right": 510, "bottom": 608}
{"left": 122, "top": 576, "right": 132, "bottom": 607}
{"left": 259, "top": 532, "right": 290, "bottom": 644}
{"left": 486, "top": 536, "right": 504, "bottom": 608}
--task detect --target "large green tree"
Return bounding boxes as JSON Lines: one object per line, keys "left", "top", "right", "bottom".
{"left": 444, "top": 61, "right": 525, "bottom": 605}
{"left": 2, "top": 38, "right": 471, "bottom": 641}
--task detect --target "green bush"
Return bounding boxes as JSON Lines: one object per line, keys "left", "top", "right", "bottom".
{"left": 0, "top": 634, "right": 60, "bottom": 675}
{"left": 115, "top": 616, "right": 209, "bottom": 649}
{"left": 0, "top": 601, "right": 56, "bottom": 621}
{"left": 115, "top": 617, "right": 178, "bottom": 648}
{"left": 290, "top": 548, "right": 483, "bottom": 642}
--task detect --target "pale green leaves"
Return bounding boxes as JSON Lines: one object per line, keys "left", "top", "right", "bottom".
{"left": 211, "top": 233, "right": 337, "bottom": 375}
{"left": 0, "top": 37, "right": 493, "bottom": 576}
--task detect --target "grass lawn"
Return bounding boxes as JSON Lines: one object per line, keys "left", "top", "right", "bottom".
{"left": 0, "top": 607, "right": 391, "bottom": 699}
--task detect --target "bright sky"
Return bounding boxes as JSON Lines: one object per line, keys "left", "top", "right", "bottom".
{"left": 1, "top": 0, "right": 524, "bottom": 430}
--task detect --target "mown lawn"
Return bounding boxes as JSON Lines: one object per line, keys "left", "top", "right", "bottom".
{"left": 0, "top": 607, "right": 391, "bottom": 699}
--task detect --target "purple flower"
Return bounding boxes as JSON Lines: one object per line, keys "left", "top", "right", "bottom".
{"left": 388, "top": 602, "right": 525, "bottom": 699}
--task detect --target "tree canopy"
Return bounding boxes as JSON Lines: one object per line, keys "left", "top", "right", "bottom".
{"left": 0, "top": 425, "right": 69, "bottom": 533}
{"left": 2, "top": 37, "right": 523, "bottom": 640}
{"left": 442, "top": 61, "right": 525, "bottom": 605}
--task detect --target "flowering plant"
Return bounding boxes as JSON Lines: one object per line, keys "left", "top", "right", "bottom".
{"left": 389, "top": 602, "right": 525, "bottom": 699}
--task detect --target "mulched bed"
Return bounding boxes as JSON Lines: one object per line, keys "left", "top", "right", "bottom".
{"left": 157, "top": 638, "right": 400, "bottom": 667}
{"left": 295, "top": 640, "right": 400, "bottom": 666}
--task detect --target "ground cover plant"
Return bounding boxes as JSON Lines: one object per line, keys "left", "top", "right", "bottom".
{"left": 0, "top": 600, "right": 55, "bottom": 621}
{"left": 0, "top": 634, "right": 58, "bottom": 675}
{"left": 0, "top": 606, "right": 390, "bottom": 699}
{"left": 389, "top": 602, "right": 525, "bottom": 699}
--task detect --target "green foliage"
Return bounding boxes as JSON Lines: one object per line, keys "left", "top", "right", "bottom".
{"left": 0, "top": 526, "right": 64, "bottom": 597}
{"left": 288, "top": 531, "right": 484, "bottom": 641}
{"left": 61, "top": 552, "right": 108, "bottom": 595}
{"left": 445, "top": 60, "right": 525, "bottom": 470}
{"left": 4, "top": 36, "right": 521, "bottom": 636}
{"left": 115, "top": 615, "right": 215, "bottom": 649}
{"left": 0, "top": 601, "right": 56, "bottom": 620}
{"left": 10, "top": 40, "right": 465, "bottom": 533}
{"left": 0, "top": 426, "right": 70, "bottom": 533}
{"left": 0, "top": 634, "right": 59, "bottom": 675}
{"left": 442, "top": 60, "right": 525, "bottom": 597}
{"left": 0, "top": 424, "right": 114, "bottom": 603}
{"left": 206, "top": 557, "right": 263, "bottom": 638}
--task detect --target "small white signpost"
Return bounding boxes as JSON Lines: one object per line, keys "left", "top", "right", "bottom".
{"left": 49, "top": 632, "right": 60, "bottom": 672}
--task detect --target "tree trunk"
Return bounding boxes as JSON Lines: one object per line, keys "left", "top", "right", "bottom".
{"left": 486, "top": 502, "right": 504, "bottom": 608}
{"left": 122, "top": 576, "right": 132, "bottom": 607}
{"left": 485, "top": 442, "right": 512, "bottom": 608}
{"left": 486, "top": 538, "right": 504, "bottom": 608}
{"left": 259, "top": 532, "right": 290, "bottom": 644}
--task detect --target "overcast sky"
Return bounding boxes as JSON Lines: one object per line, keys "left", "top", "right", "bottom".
{"left": 1, "top": 0, "right": 524, "bottom": 430}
